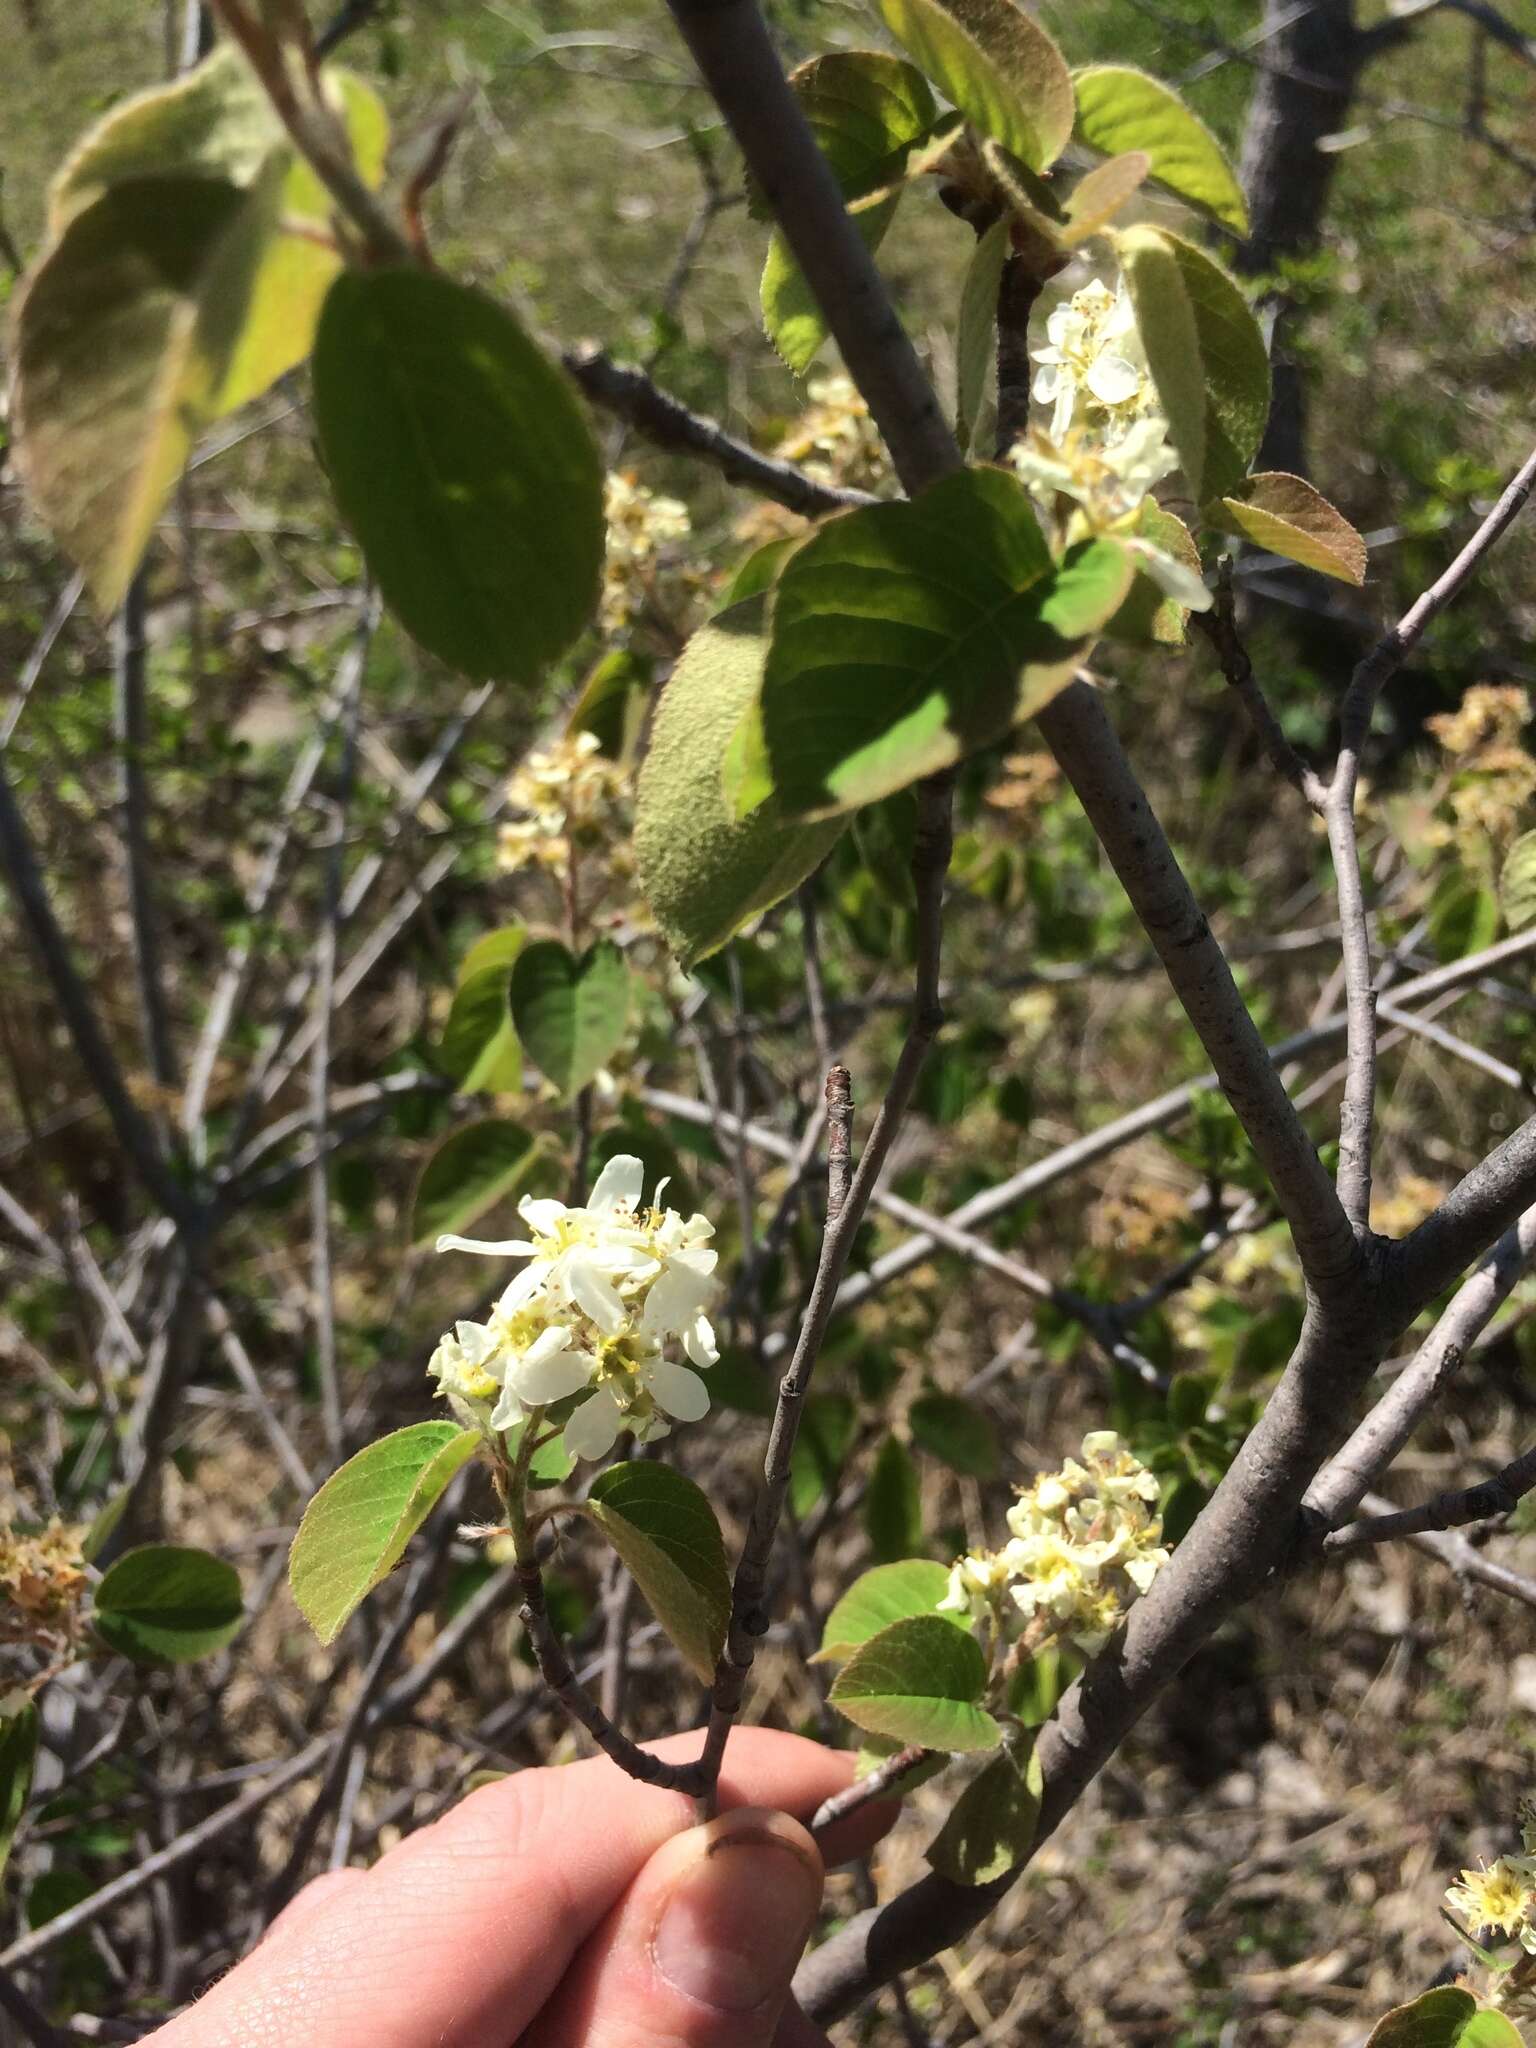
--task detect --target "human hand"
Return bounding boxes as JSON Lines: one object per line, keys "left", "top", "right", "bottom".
{"left": 149, "top": 1728, "right": 892, "bottom": 2047}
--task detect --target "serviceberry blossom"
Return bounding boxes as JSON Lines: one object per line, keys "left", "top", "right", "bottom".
{"left": 1030, "top": 278, "right": 1150, "bottom": 441}
{"left": 428, "top": 1154, "right": 720, "bottom": 1463}
{"left": 1446, "top": 1801, "right": 1536, "bottom": 1952}
{"left": 939, "top": 1430, "right": 1170, "bottom": 1655}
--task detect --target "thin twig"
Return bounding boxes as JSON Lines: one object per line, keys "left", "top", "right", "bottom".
{"left": 810, "top": 1745, "right": 932, "bottom": 1841}
{"left": 1323, "top": 1443, "right": 1536, "bottom": 1550}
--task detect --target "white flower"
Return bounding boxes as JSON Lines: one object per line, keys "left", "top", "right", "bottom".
{"left": 1031, "top": 278, "right": 1150, "bottom": 440}
{"left": 1010, "top": 415, "right": 1180, "bottom": 531}
{"left": 431, "top": 1155, "right": 720, "bottom": 1460}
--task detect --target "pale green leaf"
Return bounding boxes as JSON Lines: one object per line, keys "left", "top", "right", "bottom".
{"left": 829, "top": 1614, "right": 1001, "bottom": 1752}
{"left": 634, "top": 599, "right": 846, "bottom": 969}
{"left": 1117, "top": 224, "right": 1269, "bottom": 502}
{"left": 817, "top": 1558, "right": 959, "bottom": 1662}
{"left": 1060, "top": 150, "right": 1150, "bottom": 245}
{"left": 1106, "top": 500, "right": 1203, "bottom": 646}
{"left": 1219, "top": 471, "right": 1368, "bottom": 585}
{"left": 956, "top": 217, "right": 1009, "bottom": 454}
{"left": 1502, "top": 829, "right": 1536, "bottom": 933}
{"left": 1073, "top": 66, "right": 1248, "bottom": 233}
{"left": 289, "top": 1423, "right": 481, "bottom": 1645}
{"left": 0, "top": 1702, "right": 39, "bottom": 1885}
{"left": 11, "top": 172, "right": 284, "bottom": 613}
{"left": 508, "top": 938, "right": 629, "bottom": 1098}
{"left": 92, "top": 1545, "right": 244, "bottom": 1664}
{"left": 575, "top": 1463, "right": 731, "bottom": 1684}
{"left": 747, "top": 466, "right": 1133, "bottom": 819}
{"left": 873, "top": 0, "right": 1074, "bottom": 171}
{"left": 312, "top": 268, "right": 604, "bottom": 681}
{"left": 1366, "top": 1988, "right": 1481, "bottom": 2048}
{"left": 926, "top": 1737, "right": 1043, "bottom": 1882}
{"left": 764, "top": 193, "right": 901, "bottom": 374}
{"left": 440, "top": 933, "right": 526, "bottom": 1094}
{"left": 410, "top": 1120, "right": 541, "bottom": 1248}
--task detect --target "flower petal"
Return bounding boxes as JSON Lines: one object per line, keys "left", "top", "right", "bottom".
{"left": 489, "top": 1382, "right": 524, "bottom": 1432}
{"left": 1085, "top": 354, "right": 1142, "bottom": 406}
{"left": 436, "top": 1234, "right": 532, "bottom": 1257}
{"left": 563, "top": 1384, "right": 624, "bottom": 1462}
{"left": 646, "top": 1357, "right": 710, "bottom": 1422}
{"left": 512, "top": 1338, "right": 595, "bottom": 1405}
{"left": 588, "top": 1154, "right": 645, "bottom": 1214}
{"left": 682, "top": 1312, "right": 719, "bottom": 1369}
{"left": 561, "top": 1249, "right": 628, "bottom": 1334}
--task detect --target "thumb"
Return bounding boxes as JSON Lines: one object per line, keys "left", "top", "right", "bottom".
{"left": 522, "top": 1805, "right": 827, "bottom": 2048}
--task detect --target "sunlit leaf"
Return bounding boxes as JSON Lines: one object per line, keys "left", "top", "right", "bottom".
{"left": 873, "top": 0, "right": 1074, "bottom": 172}
{"left": 1060, "top": 150, "right": 1150, "bottom": 245}
{"left": 1218, "top": 471, "right": 1368, "bottom": 585}
{"left": 829, "top": 1614, "right": 1001, "bottom": 1751}
{"left": 817, "top": 1558, "right": 959, "bottom": 1662}
{"left": 1073, "top": 66, "right": 1247, "bottom": 232}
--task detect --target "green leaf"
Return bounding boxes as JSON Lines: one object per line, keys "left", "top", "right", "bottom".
{"left": 956, "top": 217, "right": 1009, "bottom": 455}
{"left": 829, "top": 1614, "right": 1001, "bottom": 1751}
{"left": 866, "top": 1434, "right": 923, "bottom": 1561}
{"left": 0, "top": 1701, "right": 39, "bottom": 1885}
{"left": 926, "top": 1737, "right": 1043, "bottom": 1883}
{"left": 635, "top": 599, "right": 846, "bottom": 968}
{"left": 92, "top": 1545, "right": 243, "bottom": 1664}
{"left": 566, "top": 648, "right": 652, "bottom": 762}
{"left": 440, "top": 933, "right": 526, "bottom": 1093}
{"left": 873, "top": 0, "right": 1074, "bottom": 172}
{"left": 1365, "top": 1988, "right": 1483, "bottom": 2048}
{"left": 1461, "top": 2018, "right": 1525, "bottom": 2048}
{"left": 1073, "top": 66, "right": 1247, "bottom": 233}
{"left": 1501, "top": 828, "right": 1536, "bottom": 933}
{"left": 411, "top": 1120, "right": 541, "bottom": 1248}
{"left": 1060, "top": 150, "right": 1151, "bottom": 246}
{"left": 759, "top": 52, "right": 937, "bottom": 371}
{"left": 509, "top": 938, "right": 629, "bottom": 1098}
{"left": 817, "top": 1558, "right": 958, "bottom": 1661}
{"left": 727, "top": 538, "right": 801, "bottom": 607}
{"left": 501, "top": 1418, "right": 575, "bottom": 1489}
{"left": 312, "top": 268, "right": 604, "bottom": 681}
{"left": 1116, "top": 224, "right": 1270, "bottom": 504}
{"left": 909, "top": 1393, "right": 999, "bottom": 1477}
{"left": 1105, "top": 500, "right": 1203, "bottom": 647}
{"left": 1219, "top": 471, "right": 1367, "bottom": 584}
{"left": 11, "top": 172, "right": 284, "bottom": 614}
{"left": 289, "top": 1423, "right": 481, "bottom": 1645}
{"left": 576, "top": 1463, "right": 730, "bottom": 1684}
{"left": 746, "top": 467, "right": 1132, "bottom": 819}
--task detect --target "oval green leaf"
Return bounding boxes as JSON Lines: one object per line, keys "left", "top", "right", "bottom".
{"left": 576, "top": 1462, "right": 731, "bottom": 1684}
{"left": 93, "top": 1544, "right": 244, "bottom": 1664}
{"left": 0, "top": 1700, "right": 39, "bottom": 1884}
{"left": 440, "top": 932, "right": 526, "bottom": 1094}
{"left": 411, "top": 1119, "right": 541, "bottom": 1248}
{"left": 817, "top": 1558, "right": 959, "bottom": 1662}
{"left": 874, "top": 0, "right": 1074, "bottom": 172}
{"left": 1060, "top": 150, "right": 1151, "bottom": 246}
{"left": 289, "top": 1422, "right": 481, "bottom": 1645}
{"left": 1117, "top": 224, "right": 1270, "bottom": 504}
{"left": 747, "top": 467, "right": 1133, "bottom": 819}
{"left": 829, "top": 1614, "right": 1000, "bottom": 1752}
{"left": 1366, "top": 1989, "right": 1480, "bottom": 2048}
{"left": 312, "top": 268, "right": 604, "bottom": 681}
{"left": 1219, "top": 471, "right": 1368, "bottom": 585}
{"left": 926, "top": 1736, "right": 1043, "bottom": 1883}
{"left": 509, "top": 938, "right": 629, "bottom": 1098}
{"left": 866, "top": 1434, "right": 923, "bottom": 1562}
{"left": 909, "top": 1392, "right": 1000, "bottom": 1477}
{"left": 635, "top": 599, "right": 846, "bottom": 968}
{"left": 1073, "top": 66, "right": 1248, "bottom": 233}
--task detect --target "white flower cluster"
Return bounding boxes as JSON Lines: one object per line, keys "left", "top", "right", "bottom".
{"left": 428, "top": 1155, "right": 720, "bottom": 1462}
{"left": 601, "top": 472, "right": 694, "bottom": 636}
{"left": 1010, "top": 276, "right": 1210, "bottom": 613}
{"left": 940, "top": 1430, "right": 1170, "bottom": 1654}
{"left": 1446, "top": 1802, "right": 1536, "bottom": 1952}
{"left": 497, "top": 729, "right": 629, "bottom": 883}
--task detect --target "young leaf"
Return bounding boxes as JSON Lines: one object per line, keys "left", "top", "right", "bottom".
{"left": 759, "top": 51, "right": 937, "bottom": 370}
{"left": 508, "top": 938, "right": 629, "bottom": 1098}
{"left": 866, "top": 1434, "right": 924, "bottom": 1561}
{"left": 746, "top": 467, "right": 1132, "bottom": 819}
{"left": 873, "top": 0, "right": 1074, "bottom": 172}
{"left": 11, "top": 172, "right": 284, "bottom": 614}
{"left": 92, "top": 1545, "right": 244, "bottom": 1664}
{"left": 909, "top": 1392, "right": 1000, "bottom": 1477}
{"left": 575, "top": 1463, "right": 731, "bottom": 1684}
{"left": 1105, "top": 500, "right": 1203, "bottom": 646}
{"left": 0, "top": 1700, "right": 39, "bottom": 1884}
{"left": 440, "top": 934, "right": 526, "bottom": 1094}
{"left": 1218, "top": 471, "right": 1368, "bottom": 585}
{"left": 1365, "top": 1988, "right": 1492, "bottom": 2048}
{"left": 926, "top": 1737, "right": 1043, "bottom": 1883}
{"left": 312, "top": 268, "right": 604, "bottom": 681}
{"left": 410, "top": 1120, "right": 542, "bottom": 1248}
{"left": 289, "top": 1423, "right": 481, "bottom": 1645}
{"left": 635, "top": 599, "right": 846, "bottom": 969}
{"left": 829, "top": 1614, "right": 1001, "bottom": 1752}
{"left": 1073, "top": 66, "right": 1248, "bottom": 233}
{"left": 1059, "top": 150, "right": 1151, "bottom": 245}
{"left": 1501, "top": 829, "right": 1536, "bottom": 933}
{"left": 955, "top": 217, "right": 1010, "bottom": 454}
{"left": 817, "top": 1558, "right": 958, "bottom": 1662}
{"left": 1116, "top": 224, "right": 1270, "bottom": 503}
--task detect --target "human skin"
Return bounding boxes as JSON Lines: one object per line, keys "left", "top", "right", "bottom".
{"left": 147, "top": 1728, "right": 893, "bottom": 2048}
